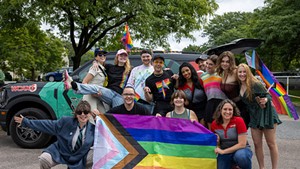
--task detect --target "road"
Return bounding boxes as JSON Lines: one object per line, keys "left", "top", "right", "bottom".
{"left": 1, "top": 114, "right": 300, "bottom": 169}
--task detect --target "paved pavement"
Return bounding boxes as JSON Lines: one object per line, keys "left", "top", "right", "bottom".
{"left": 1, "top": 114, "right": 300, "bottom": 169}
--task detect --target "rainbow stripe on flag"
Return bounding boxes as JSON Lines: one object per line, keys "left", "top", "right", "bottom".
{"left": 93, "top": 114, "right": 217, "bottom": 169}
{"left": 245, "top": 50, "right": 299, "bottom": 120}
{"left": 121, "top": 24, "right": 133, "bottom": 50}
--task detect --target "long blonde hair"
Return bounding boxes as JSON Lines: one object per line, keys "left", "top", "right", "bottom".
{"left": 236, "top": 63, "right": 259, "bottom": 101}
{"left": 114, "top": 54, "right": 132, "bottom": 75}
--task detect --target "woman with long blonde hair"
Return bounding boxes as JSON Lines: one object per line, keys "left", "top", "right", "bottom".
{"left": 64, "top": 49, "right": 132, "bottom": 108}
{"left": 237, "top": 63, "right": 281, "bottom": 169}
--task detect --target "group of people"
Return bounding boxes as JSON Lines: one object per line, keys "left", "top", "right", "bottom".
{"left": 14, "top": 49, "right": 281, "bottom": 169}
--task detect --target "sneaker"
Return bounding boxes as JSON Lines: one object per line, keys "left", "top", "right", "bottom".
{"left": 63, "top": 70, "right": 73, "bottom": 90}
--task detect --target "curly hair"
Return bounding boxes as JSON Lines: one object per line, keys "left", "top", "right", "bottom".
{"left": 178, "top": 62, "right": 203, "bottom": 89}
{"left": 213, "top": 99, "right": 240, "bottom": 125}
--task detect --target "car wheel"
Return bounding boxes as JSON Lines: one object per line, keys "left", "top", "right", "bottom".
{"left": 9, "top": 108, "right": 52, "bottom": 148}
{"left": 48, "top": 76, "right": 55, "bottom": 82}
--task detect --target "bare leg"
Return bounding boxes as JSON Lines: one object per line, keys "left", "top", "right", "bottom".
{"left": 263, "top": 125, "right": 278, "bottom": 169}
{"left": 251, "top": 128, "right": 265, "bottom": 169}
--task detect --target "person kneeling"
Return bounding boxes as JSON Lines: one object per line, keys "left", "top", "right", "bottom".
{"left": 211, "top": 99, "right": 252, "bottom": 169}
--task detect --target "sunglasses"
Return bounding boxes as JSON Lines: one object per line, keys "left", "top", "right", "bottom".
{"left": 97, "top": 54, "right": 106, "bottom": 57}
{"left": 153, "top": 60, "right": 164, "bottom": 65}
{"left": 75, "top": 111, "right": 90, "bottom": 115}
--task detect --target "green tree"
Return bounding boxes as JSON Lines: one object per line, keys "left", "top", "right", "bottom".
{"left": 0, "top": 24, "right": 65, "bottom": 80}
{"left": 251, "top": 0, "right": 300, "bottom": 71}
{"left": 182, "top": 43, "right": 209, "bottom": 53}
{"left": 202, "top": 12, "right": 254, "bottom": 46}
{"left": 20, "top": 0, "right": 218, "bottom": 69}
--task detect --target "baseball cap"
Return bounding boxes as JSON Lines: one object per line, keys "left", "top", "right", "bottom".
{"left": 94, "top": 48, "right": 107, "bottom": 57}
{"left": 153, "top": 55, "right": 165, "bottom": 62}
{"left": 116, "top": 49, "right": 128, "bottom": 56}
{"left": 195, "top": 54, "right": 208, "bottom": 63}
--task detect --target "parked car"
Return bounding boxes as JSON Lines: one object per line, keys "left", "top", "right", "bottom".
{"left": 0, "top": 52, "right": 201, "bottom": 148}
{"left": 45, "top": 67, "right": 73, "bottom": 82}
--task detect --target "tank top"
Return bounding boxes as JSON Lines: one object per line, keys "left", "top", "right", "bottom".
{"left": 171, "top": 109, "right": 190, "bottom": 120}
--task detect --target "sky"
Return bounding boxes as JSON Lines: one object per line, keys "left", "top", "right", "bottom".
{"left": 164, "top": 0, "right": 265, "bottom": 51}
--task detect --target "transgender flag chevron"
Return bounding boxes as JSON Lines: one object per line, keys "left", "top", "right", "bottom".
{"left": 93, "top": 114, "right": 217, "bottom": 169}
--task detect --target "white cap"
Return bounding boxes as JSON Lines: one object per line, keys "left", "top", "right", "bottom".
{"left": 116, "top": 49, "right": 128, "bottom": 56}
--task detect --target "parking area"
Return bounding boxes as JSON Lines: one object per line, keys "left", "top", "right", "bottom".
{"left": 1, "top": 112, "right": 300, "bottom": 169}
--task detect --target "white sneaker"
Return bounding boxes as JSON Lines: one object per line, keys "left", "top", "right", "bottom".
{"left": 63, "top": 70, "right": 73, "bottom": 90}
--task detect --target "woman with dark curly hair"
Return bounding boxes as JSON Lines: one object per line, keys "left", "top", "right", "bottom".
{"left": 211, "top": 99, "right": 252, "bottom": 169}
{"left": 175, "top": 62, "right": 207, "bottom": 125}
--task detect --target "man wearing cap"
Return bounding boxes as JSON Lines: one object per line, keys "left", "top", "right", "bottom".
{"left": 126, "top": 49, "right": 154, "bottom": 113}
{"left": 195, "top": 54, "right": 208, "bottom": 75}
{"left": 144, "top": 55, "right": 176, "bottom": 117}
{"left": 64, "top": 49, "right": 132, "bottom": 108}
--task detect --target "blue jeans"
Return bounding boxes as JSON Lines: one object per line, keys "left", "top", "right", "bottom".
{"left": 217, "top": 147, "right": 252, "bottom": 169}
{"left": 75, "top": 83, "right": 123, "bottom": 108}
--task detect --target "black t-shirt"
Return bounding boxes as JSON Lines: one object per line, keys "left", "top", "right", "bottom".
{"left": 145, "top": 71, "right": 175, "bottom": 102}
{"left": 106, "top": 103, "right": 151, "bottom": 115}
{"left": 105, "top": 64, "right": 129, "bottom": 95}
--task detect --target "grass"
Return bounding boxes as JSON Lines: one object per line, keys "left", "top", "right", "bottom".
{"left": 288, "top": 89, "right": 300, "bottom": 106}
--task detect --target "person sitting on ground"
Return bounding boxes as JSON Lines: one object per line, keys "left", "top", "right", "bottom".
{"left": 64, "top": 49, "right": 131, "bottom": 108}
{"left": 14, "top": 100, "right": 99, "bottom": 169}
{"left": 106, "top": 86, "right": 151, "bottom": 115}
{"left": 211, "top": 99, "right": 252, "bottom": 169}
{"left": 166, "top": 90, "right": 198, "bottom": 122}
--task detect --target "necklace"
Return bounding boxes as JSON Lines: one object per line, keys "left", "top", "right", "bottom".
{"left": 154, "top": 73, "right": 163, "bottom": 77}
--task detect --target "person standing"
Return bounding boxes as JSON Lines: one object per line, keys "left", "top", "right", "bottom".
{"left": 64, "top": 49, "right": 131, "bottom": 108}
{"left": 201, "top": 55, "right": 227, "bottom": 130}
{"left": 175, "top": 62, "right": 206, "bottom": 125}
{"left": 237, "top": 63, "right": 281, "bottom": 169}
{"left": 211, "top": 99, "right": 252, "bottom": 169}
{"left": 82, "top": 48, "right": 109, "bottom": 113}
{"left": 144, "top": 55, "right": 176, "bottom": 117}
{"left": 126, "top": 49, "right": 154, "bottom": 113}
{"left": 106, "top": 86, "right": 151, "bottom": 115}
{"left": 216, "top": 51, "right": 250, "bottom": 128}
{"left": 14, "top": 100, "right": 97, "bottom": 169}
{"left": 195, "top": 54, "right": 207, "bottom": 75}
{"left": 166, "top": 90, "right": 198, "bottom": 122}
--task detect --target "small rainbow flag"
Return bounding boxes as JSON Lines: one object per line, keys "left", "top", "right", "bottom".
{"left": 93, "top": 114, "right": 217, "bottom": 169}
{"left": 155, "top": 79, "right": 170, "bottom": 99}
{"left": 134, "top": 92, "right": 141, "bottom": 102}
{"left": 121, "top": 24, "right": 133, "bottom": 51}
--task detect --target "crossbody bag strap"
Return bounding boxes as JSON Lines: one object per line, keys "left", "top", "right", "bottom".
{"left": 98, "top": 65, "right": 107, "bottom": 77}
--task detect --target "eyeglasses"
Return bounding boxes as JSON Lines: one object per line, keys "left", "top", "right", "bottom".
{"left": 75, "top": 111, "right": 90, "bottom": 115}
{"left": 153, "top": 61, "right": 164, "bottom": 65}
{"left": 97, "top": 54, "right": 106, "bottom": 57}
{"left": 122, "top": 93, "right": 135, "bottom": 97}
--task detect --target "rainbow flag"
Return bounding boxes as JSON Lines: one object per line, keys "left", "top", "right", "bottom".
{"left": 121, "top": 24, "right": 133, "bottom": 50}
{"left": 155, "top": 79, "right": 170, "bottom": 99}
{"left": 93, "top": 114, "right": 217, "bottom": 169}
{"left": 245, "top": 50, "right": 299, "bottom": 120}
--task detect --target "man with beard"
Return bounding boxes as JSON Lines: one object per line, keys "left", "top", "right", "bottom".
{"left": 144, "top": 55, "right": 176, "bottom": 117}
